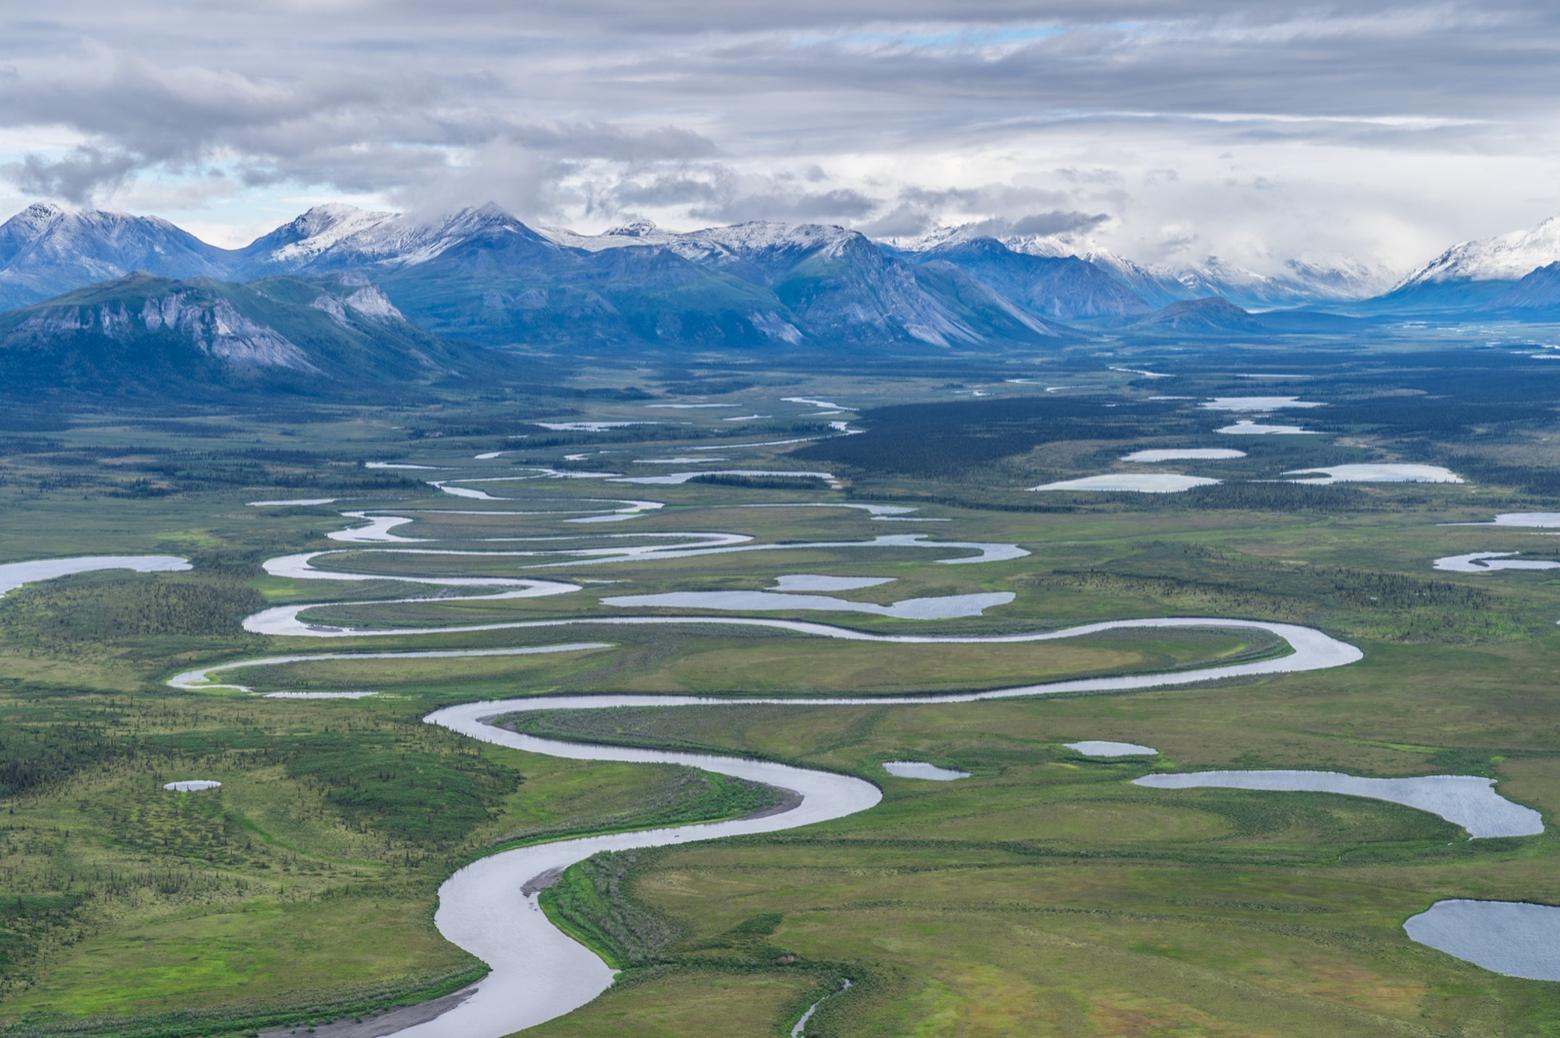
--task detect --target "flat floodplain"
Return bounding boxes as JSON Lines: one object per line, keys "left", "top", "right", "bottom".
{"left": 3, "top": 347, "right": 1560, "bottom": 1037}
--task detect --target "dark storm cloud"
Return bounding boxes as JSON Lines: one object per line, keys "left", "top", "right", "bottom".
{"left": 857, "top": 204, "right": 938, "bottom": 238}
{"left": 691, "top": 188, "right": 881, "bottom": 224}
{"left": 1008, "top": 211, "right": 1110, "bottom": 236}
{"left": 611, "top": 174, "right": 727, "bottom": 209}
{"left": 599, "top": 165, "right": 881, "bottom": 224}
{"left": 9, "top": 147, "right": 140, "bottom": 203}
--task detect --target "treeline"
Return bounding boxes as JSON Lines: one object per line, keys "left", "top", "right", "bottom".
{"left": 540, "top": 850, "right": 682, "bottom": 969}
{"left": 1042, "top": 540, "right": 1515, "bottom": 643}
{"left": 1443, "top": 457, "right": 1560, "bottom": 496}
{"left": 2, "top": 446, "right": 425, "bottom": 496}
{"left": 1170, "top": 483, "right": 1373, "bottom": 511}
{"left": 1318, "top": 395, "right": 1555, "bottom": 440}
{"left": 797, "top": 395, "right": 1169, "bottom": 478}
{"left": 687, "top": 474, "right": 833, "bottom": 490}
{"left": 0, "top": 726, "right": 118, "bottom": 798}
{"left": 0, "top": 410, "right": 70, "bottom": 433}
{"left": 1104, "top": 541, "right": 1496, "bottom": 611}
{"left": 1, "top": 577, "right": 264, "bottom": 647}
{"left": 279, "top": 732, "right": 519, "bottom": 848}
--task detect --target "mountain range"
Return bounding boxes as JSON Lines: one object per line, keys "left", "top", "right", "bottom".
{"left": 888, "top": 223, "right": 1397, "bottom": 310}
{"left": 2, "top": 200, "right": 1560, "bottom": 391}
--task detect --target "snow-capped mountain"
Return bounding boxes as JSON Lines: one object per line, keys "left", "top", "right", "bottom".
{"left": 895, "top": 223, "right": 1389, "bottom": 310}
{"left": 489, "top": 215, "right": 1065, "bottom": 346}
{"left": 237, "top": 203, "right": 398, "bottom": 269}
{"left": 241, "top": 207, "right": 865, "bottom": 349}
{"left": 1373, "top": 216, "right": 1560, "bottom": 312}
{"left": 542, "top": 218, "right": 863, "bottom": 268}
{"left": 889, "top": 224, "right": 1181, "bottom": 310}
{"left": 0, "top": 202, "right": 231, "bottom": 310}
{"left": 905, "top": 236, "right": 1151, "bottom": 320}
{"left": 1169, "top": 256, "right": 1390, "bottom": 308}
{"left": 539, "top": 219, "right": 680, "bottom": 252}
{"left": 1281, "top": 258, "right": 1395, "bottom": 300}
{"left": 21, "top": 197, "right": 1560, "bottom": 356}
{"left": 239, "top": 202, "right": 552, "bottom": 273}
{"left": 1397, "top": 216, "right": 1560, "bottom": 287}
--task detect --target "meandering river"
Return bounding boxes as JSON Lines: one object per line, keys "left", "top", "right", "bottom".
{"left": 168, "top": 492, "right": 1372, "bottom": 1037}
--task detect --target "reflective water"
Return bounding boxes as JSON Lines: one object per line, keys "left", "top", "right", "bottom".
{"left": 1404, "top": 900, "right": 1560, "bottom": 980}
{"left": 1283, "top": 464, "right": 1463, "bottom": 484}
{"left": 1216, "top": 420, "right": 1318, "bottom": 435}
{"left": 882, "top": 761, "right": 970, "bottom": 781}
{"left": 1134, "top": 770, "right": 1540, "bottom": 838}
{"left": 1031, "top": 474, "right": 1219, "bottom": 493}
{"left": 1121, "top": 449, "right": 1245, "bottom": 463}
{"left": 0, "top": 555, "right": 191, "bottom": 598}
{"left": 1067, "top": 740, "right": 1157, "bottom": 758}
{"left": 1433, "top": 552, "right": 1560, "bottom": 573}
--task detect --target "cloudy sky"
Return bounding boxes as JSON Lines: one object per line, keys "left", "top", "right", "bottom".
{"left": 2, "top": 2, "right": 1558, "bottom": 275}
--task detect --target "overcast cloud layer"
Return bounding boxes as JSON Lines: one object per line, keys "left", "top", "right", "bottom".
{"left": 1, "top": 2, "right": 1558, "bottom": 273}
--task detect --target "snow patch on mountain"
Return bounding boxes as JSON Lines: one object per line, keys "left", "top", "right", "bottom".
{"left": 540, "top": 219, "right": 860, "bottom": 264}
{"left": 0, "top": 203, "right": 232, "bottom": 308}
{"left": 895, "top": 223, "right": 1390, "bottom": 306}
{"left": 267, "top": 204, "right": 398, "bottom": 264}
{"left": 244, "top": 203, "right": 547, "bottom": 271}
{"left": 540, "top": 219, "right": 682, "bottom": 252}
{"left": 1398, "top": 216, "right": 1560, "bottom": 287}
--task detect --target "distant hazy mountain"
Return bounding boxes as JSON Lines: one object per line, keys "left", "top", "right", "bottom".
{"left": 1119, "top": 296, "right": 1361, "bottom": 338}
{"left": 675, "top": 222, "right": 1068, "bottom": 345}
{"left": 0, "top": 203, "right": 231, "bottom": 310}
{"left": 905, "top": 237, "right": 1152, "bottom": 321}
{"left": 1489, "top": 261, "right": 1560, "bottom": 314}
{"left": 895, "top": 223, "right": 1390, "bottom": 310}
{"left": 1379, "top": 216, "right": 1560, "bottom": 312}
{"left": 1169, "top": 256, "right": 1392, "bottom": 310}
{"left": 548, "top": 218, "right": 1073, "bottom": 344}
{"left": 1125, "top": 297, "right": 1269, "bottom": 336}
{"left": 1399, "top": 217, "right": 1560, "bottom": 286}
{"left": 0, "top": 272, "right": 491, "bottom": 397}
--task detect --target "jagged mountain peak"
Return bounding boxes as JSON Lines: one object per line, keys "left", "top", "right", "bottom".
{"left": 251, "top": 203, "right": 397, "bottom": 265}
{"left": 14, "top": 201, "right": 72, "bottom": 223}
{"left": 1397, "top": 215, "right": 1560, "bottom": 288}
{"left": 237, "top": 201, "right": 550, "bottom": 274}
{"left": 0, "top": 201, "right": 233, "bottom": 310}
{"left": 440, "top": 202, "right": 523, "bottom": 232}
{"left": 605, "top": 218, "right": 660, "bottom": 238}
{"left": 291, "top": 202, "right": 386, "bottom": 232}
{"left": 539, "top": 218, "right": 862, "bottom": 259}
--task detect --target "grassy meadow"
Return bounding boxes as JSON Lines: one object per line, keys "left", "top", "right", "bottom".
{"left": 1, "top": 342, "right": 1559, "bottom": 1035}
